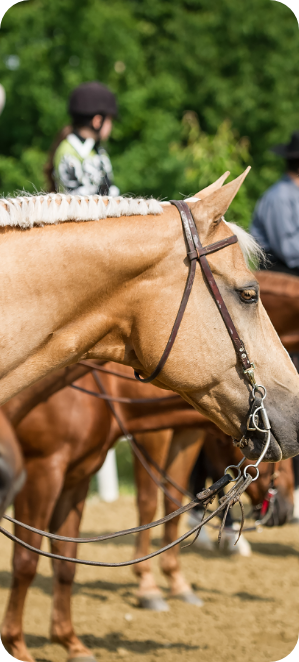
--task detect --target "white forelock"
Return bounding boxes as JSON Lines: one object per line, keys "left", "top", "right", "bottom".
{"left": 226, "top": 220, "right": 265, "bottom": 268}
{"left": 0, "top": 194, "right": 163, "bottom": 229}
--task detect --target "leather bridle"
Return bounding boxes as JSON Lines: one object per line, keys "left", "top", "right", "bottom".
{"left": 134, "top": 200, "right": 255, "bottom": 385}
{"left": 134, "top": 200, "right": 272, "bottom": 483}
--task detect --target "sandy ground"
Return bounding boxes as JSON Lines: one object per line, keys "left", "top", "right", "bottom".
{"left": 0, "top": 495, "right": 298, "bottom": 662}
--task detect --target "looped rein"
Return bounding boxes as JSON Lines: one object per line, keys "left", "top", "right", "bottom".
{"left": 0, "top": 471, "right": 254, "bottom": 567}
{"left": 134, "top": 200, "right": 253, "bottom": 384}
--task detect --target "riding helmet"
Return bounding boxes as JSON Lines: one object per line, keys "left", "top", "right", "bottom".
{"left": 68, "top": 81, "right": 118, "bottom": 118}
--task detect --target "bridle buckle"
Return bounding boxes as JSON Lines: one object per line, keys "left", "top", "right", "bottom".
{"left": 243, "top": 362, "right": 256, "bottom": 387}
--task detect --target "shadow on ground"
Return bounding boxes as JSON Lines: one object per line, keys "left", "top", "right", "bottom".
{"left": 233, "top": 591, "right": 274, "bottom": 602}
{"left": 0, "top": 570, "right": 138, "bottom": 599}
{"left": 80, "top": 632, "right": 202, "bottom": 654}
{"left": 248, "top": 542, "right": 299, "bottom": 557}
{"left": 25, "top": 635, "right": 49, "bottom": 649}
{"left": 23, "top": 632, "right": 202, "bottom": 657}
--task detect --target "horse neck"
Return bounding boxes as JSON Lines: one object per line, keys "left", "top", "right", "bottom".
{"left": 0, "top": 214, "right": 178, "bottom": 404}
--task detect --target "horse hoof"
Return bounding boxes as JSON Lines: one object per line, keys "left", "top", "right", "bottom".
{"left": 173, "top": 591, "right": 204, "bottom": 606}
{"left": 138, "top": 595, "right": 169, "bottom": 611}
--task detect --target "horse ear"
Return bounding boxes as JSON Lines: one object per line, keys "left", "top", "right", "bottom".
{"left": 186, "top": 171, "right": 230, "bottom": 201}
{"left": 189, "top": 166, "right": 251, "bottom": 238}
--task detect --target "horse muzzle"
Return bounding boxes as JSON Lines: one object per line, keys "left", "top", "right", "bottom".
{"left": 234, "top": 387, "right": 299, "bottom": 462}
{"left": 233, "top": 390, "right": 283, "bottom": 462}
{"left": 239, "top": 431, "right": 282, "bottom": 463}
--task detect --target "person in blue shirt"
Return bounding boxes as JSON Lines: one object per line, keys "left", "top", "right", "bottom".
{"left": 250, "top": 131, "right": 299, "bottom": 276}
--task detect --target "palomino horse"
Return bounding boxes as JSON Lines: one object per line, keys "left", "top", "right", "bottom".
{"left": 0, "top": 171, "right": 298, "bottom": 462}
{"left": 1, "top": 366, "right": 294, "bottom": 662}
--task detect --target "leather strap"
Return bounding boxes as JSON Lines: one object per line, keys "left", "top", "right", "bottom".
{"left": 135, "top": 200, "right": 252, "bottom": 383}
{"left": 173, "top": 200, "right": 252, "bottom": 372}
{"left": 91, "top": 370, "right": 185, "bottom": 506}
{"left": 70, "top": 382, "right": 180, "bottom": 405}
{"left": 134, "top": 255, "right": 197, "bottom": 382}
{"left": 78, "top": 361, "right": 138, "bottom": 381}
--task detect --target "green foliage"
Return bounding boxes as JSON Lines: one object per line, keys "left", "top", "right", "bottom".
{"left": 0, "top": 0, "right": 298, "bottom": 224}
{"left": 0, "top": 148, "right": 47, "bottom": 196}
{"left": 172, "top": 114, "right": 252, "bottom": 226}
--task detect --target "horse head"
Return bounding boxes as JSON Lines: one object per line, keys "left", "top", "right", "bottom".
{"left": 134, "top": 170, "right": 299, "bottom": 462}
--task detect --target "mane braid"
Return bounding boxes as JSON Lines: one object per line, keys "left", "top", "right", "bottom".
{"left": 0, "top": 194, "right": 163, "bottom": 229}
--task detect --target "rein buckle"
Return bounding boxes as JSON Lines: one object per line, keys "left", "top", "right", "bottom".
{"left": 243, "top": 362, "right": 256, "bottom": 387}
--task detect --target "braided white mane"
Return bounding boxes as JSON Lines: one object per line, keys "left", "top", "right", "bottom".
{"left": 0, "top": 193, "right": 263, "bottom": 269}
{"left": 0, "top": 194, "right": 163, "bottom": 229}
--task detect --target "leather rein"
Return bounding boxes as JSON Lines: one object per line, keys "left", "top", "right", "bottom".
{"left": 74, "top": 367, "right": 276, "bottom": 531}
{"left": 0, "top": 201, "right": 272, "bottom": 563}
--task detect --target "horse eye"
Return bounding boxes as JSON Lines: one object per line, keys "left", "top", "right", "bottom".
{"left": 240, "top": 288, "right": 257, "bottom": 303}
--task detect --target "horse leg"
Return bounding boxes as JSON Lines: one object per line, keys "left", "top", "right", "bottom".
{"left": 1, "top": 457, "right": 65, "bottom": 662}
{"left": 159, "top": 428, "right": 205, "bottom": 605}
{"left": 133, "top": 430, "right": 172, "bottom": 611}
{"left": 49, "top": 477, "right": 96, "bottom": 662}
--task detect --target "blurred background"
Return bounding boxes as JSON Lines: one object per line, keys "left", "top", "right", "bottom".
{"left": 0, "top": 0, "right": 298, "bottom": 228}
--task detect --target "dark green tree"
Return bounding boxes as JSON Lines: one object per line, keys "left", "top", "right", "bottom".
{"left": 0, "top": 0, "right": 298, "bottom": 226}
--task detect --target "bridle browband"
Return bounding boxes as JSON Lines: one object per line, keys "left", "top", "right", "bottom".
{"left": 134, "top": 200, "right": 255, "bottom": 385}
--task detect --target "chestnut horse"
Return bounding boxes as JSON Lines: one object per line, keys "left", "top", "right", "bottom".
{"left": 256, "top": 270, "right": 299, "bottom": 352}
{"left": 1, "top": 366, "right": 294, "bottom": 662}
{"left": 0, "top": 363, "right": 94, "bottom": 520}
{"left": 0, "top": 173, "right": 297, "bottom": 463}
{"left": 133, "top": 428, "right": 294, "bottom": 611}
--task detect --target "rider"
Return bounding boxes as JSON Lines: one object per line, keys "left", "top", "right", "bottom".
{"left": 250, "top": 131, "right": 299, "bottom": 276}
{"left": 45, "top": 81, "right": 119, "bottom": 196}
